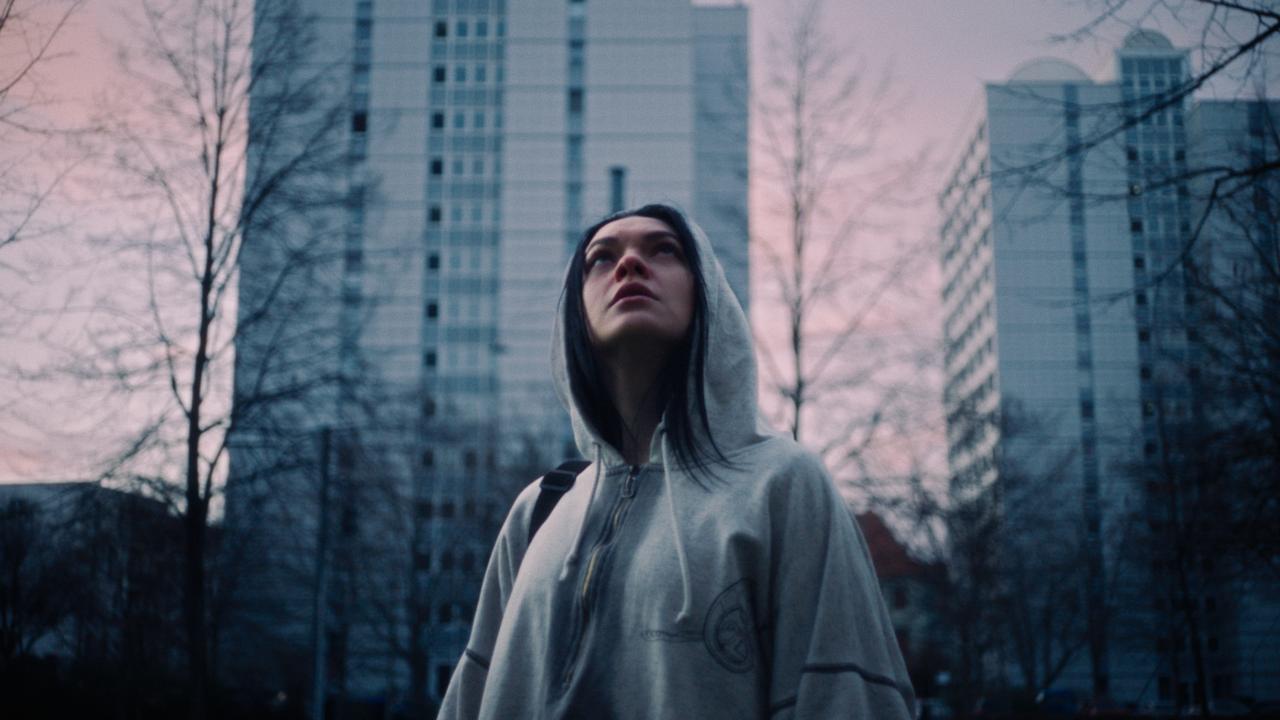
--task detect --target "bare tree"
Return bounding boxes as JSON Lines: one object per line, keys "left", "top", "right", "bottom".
{"left": 993, "top": 3, "right": 1280, "bottom": 708}
{"left": 0, "top": 497, "right": 74, "bottom": 662}
{"left": 752, "top": 0, "right": 932, "bottom": 500}
{"left": 21, "top": 0, "right": 354, "bottom": 716}
{"left": 0, "top": 0, "right": 83, "bottom": 254}
{"left": 911, "top": 398, "right": 1106, "bottom": 710}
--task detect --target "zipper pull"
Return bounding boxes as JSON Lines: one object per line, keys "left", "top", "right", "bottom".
{"left": 622, "top": 464, "right": 639, "bottom": 498}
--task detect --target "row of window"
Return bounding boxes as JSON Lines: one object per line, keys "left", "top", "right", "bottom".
{"left": 1122, "top": 57, "right": 1183, "bottom": 77}
{"left": 940, "top": 191, "right": 990, "bottom": 265}
{"left": 427, "top": 203, "right": 501, "bottom": 224}
{"left": 431, "top": 109, "right": 502, "bottom": 132}
{"left": 431, "top": 62, "right": 503, "bottom": 84}
{"left": 944, "top": 285, "right": 993, "bottom": 368}
{"left": 433, "top": 17, "right": 502, "bottom": 38}
{"left": 562, "top": 2, "right": 587, "bottom": 242}
{"left": 946, "top": 335, "right": 995, "bottom": 403}
{"left": 940, "top": 123, "right": 987, "bottom": 207}
{"left": 415, "top": 495, "right": 497, "bottom": 520}
{"left": 417, "top": 546, "right": 478, "bottom": 574}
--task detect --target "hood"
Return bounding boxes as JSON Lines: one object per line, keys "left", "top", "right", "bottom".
{"left": 550, "top": 216, "right": 767, "bottom": 467}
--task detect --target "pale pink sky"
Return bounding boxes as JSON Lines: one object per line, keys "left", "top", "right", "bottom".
{"left": 3, "top": 0, "right": 1259, "bottom": 485}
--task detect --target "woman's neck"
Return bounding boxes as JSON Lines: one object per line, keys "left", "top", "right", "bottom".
{"left": 601, "top": 348, "right": 668, "bottom": 465}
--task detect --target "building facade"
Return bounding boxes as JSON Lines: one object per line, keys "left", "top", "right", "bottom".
{"left": 940, "top": 30, "right": 1277, "bottom": 707}
{"left": 227, "top": 0, "right": 748, "bottom": 710}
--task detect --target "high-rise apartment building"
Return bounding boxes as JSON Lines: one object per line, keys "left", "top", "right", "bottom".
{"left": 226, "top": 0, "right": 748, "bottom": 708}
{"left": 940, "top": 30, "right": 1277, "bottom": 706}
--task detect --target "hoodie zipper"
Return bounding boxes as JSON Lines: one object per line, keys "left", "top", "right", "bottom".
{"left": 561, "top": 464, "right": 640, "bottom": 689}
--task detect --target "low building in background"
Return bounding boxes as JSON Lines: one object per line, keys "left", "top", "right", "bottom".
{"left": 855, "top": 511, "right": 948, "bottom": 699}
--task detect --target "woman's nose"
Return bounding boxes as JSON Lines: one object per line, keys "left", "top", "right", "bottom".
{"left": 613, "top": 251, "right": 650, "bottom": 280}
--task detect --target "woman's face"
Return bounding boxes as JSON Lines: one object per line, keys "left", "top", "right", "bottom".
{"left": 581, "top": 215, "right": 695, "bottom": 356}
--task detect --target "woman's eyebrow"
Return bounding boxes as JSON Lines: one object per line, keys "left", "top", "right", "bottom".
{"left": 586, "top": 230, "right": 677, "bottom": 253}
{"left": 585, "top": 235, "right": 618, "bottom": 253}
{"left": 642, "top": 231, "right": 679, "bottom": 243}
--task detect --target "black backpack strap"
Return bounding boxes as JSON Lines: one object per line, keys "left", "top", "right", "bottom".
{"left": 527, "top": 459, "right": 592, "bottom": 545}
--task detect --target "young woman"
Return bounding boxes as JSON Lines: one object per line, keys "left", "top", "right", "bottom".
{"left": 440, "top": 204, "right": 914, "bottom": 719}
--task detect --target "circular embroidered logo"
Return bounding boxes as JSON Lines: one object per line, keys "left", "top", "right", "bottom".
{"left": 702, "top": 579, "right": 757, "bottom": 673}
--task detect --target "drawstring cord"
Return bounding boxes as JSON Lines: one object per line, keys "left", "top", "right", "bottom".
{"left": 659, "top": 427, "right": 694, "bottom": 624}
{"left": 560, "top": 442, "right": 602, "bottom": 581}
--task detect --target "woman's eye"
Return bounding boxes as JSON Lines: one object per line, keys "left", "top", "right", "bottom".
{"left": 656, "top": 242, "right": 680, "bottom": 257}
{"left": 586, "top": 252, "right": 614, "bottom": 270}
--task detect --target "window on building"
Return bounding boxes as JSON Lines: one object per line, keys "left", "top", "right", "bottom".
{"left": 352, "top": 112, "right": 367, "bottom": 133}
{"left": 433, "top": 65, "right": 446, "bottom": 83}
{"left": 1136, "top": 291, "right": 1147, "bottom": 306}
{"left": 609, "top": 166, "right": 627, "bottom": 213}
{"left": 424, "top": 351, "right": 436, "bottom": 368}
{"left": 429, "top": 206, "right": 442, "bottom": 223}
{"left": 414, "top": 549, "right": 431, "bottom": 570}
{"left": 434, "top": 21, "right": 447, "bottom": 38}
{"left": 422, "top": 449, "right": 434, "bottom": 467}
{"left": 432, "top": 112, "right": 445, "bottom": 129}
{"left": 1140, "top": 365, "right": 1152, "bottom": 380}
{"left": 428, "top": 253, "right": 440, "bottom": 270}
{"left": 430, "top": 158, "right": 443, "bottom": 175}
{"left": 1134, "top": 255, "right": 1145, "bottom": 269}
{"left": 426, "top": 302, "right": 439, "bottom": 319}
{"left": 1131, "top": 219, "right": 1144, "bottom": 233}
{"left": 423, "top": 396, "right": 436, "bottom": 417}
{"left": 442, "top": 501, "right": 455, "bottom": 519}
{"left": 568, "top": 88, "right": 584, "bottom": 114}
{"left": 454, "top": 65, "right": 466, "bottom": 83}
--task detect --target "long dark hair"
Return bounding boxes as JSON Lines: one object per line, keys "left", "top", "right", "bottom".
{"left": 562, "top": 203, "right": 727, "bottom": 478}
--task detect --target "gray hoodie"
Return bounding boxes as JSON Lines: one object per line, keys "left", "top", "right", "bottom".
{"left": 439, "top": 221, "right": 915, "bottom": 719}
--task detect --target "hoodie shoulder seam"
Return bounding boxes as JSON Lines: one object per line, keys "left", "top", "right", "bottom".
{"left": 463, "top": 648, "right": 490, "bottom": 671}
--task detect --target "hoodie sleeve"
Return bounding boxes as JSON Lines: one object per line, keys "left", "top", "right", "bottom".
{"left": 437, "top": 483, "right": 537, "bottom": 720}
{"left": 765, "top": 453, "right": 916, "bottom": 719}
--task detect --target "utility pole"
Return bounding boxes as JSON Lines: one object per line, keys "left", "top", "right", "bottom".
{"left": 311, "top": 427, "right": 332, "bottom": 720}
